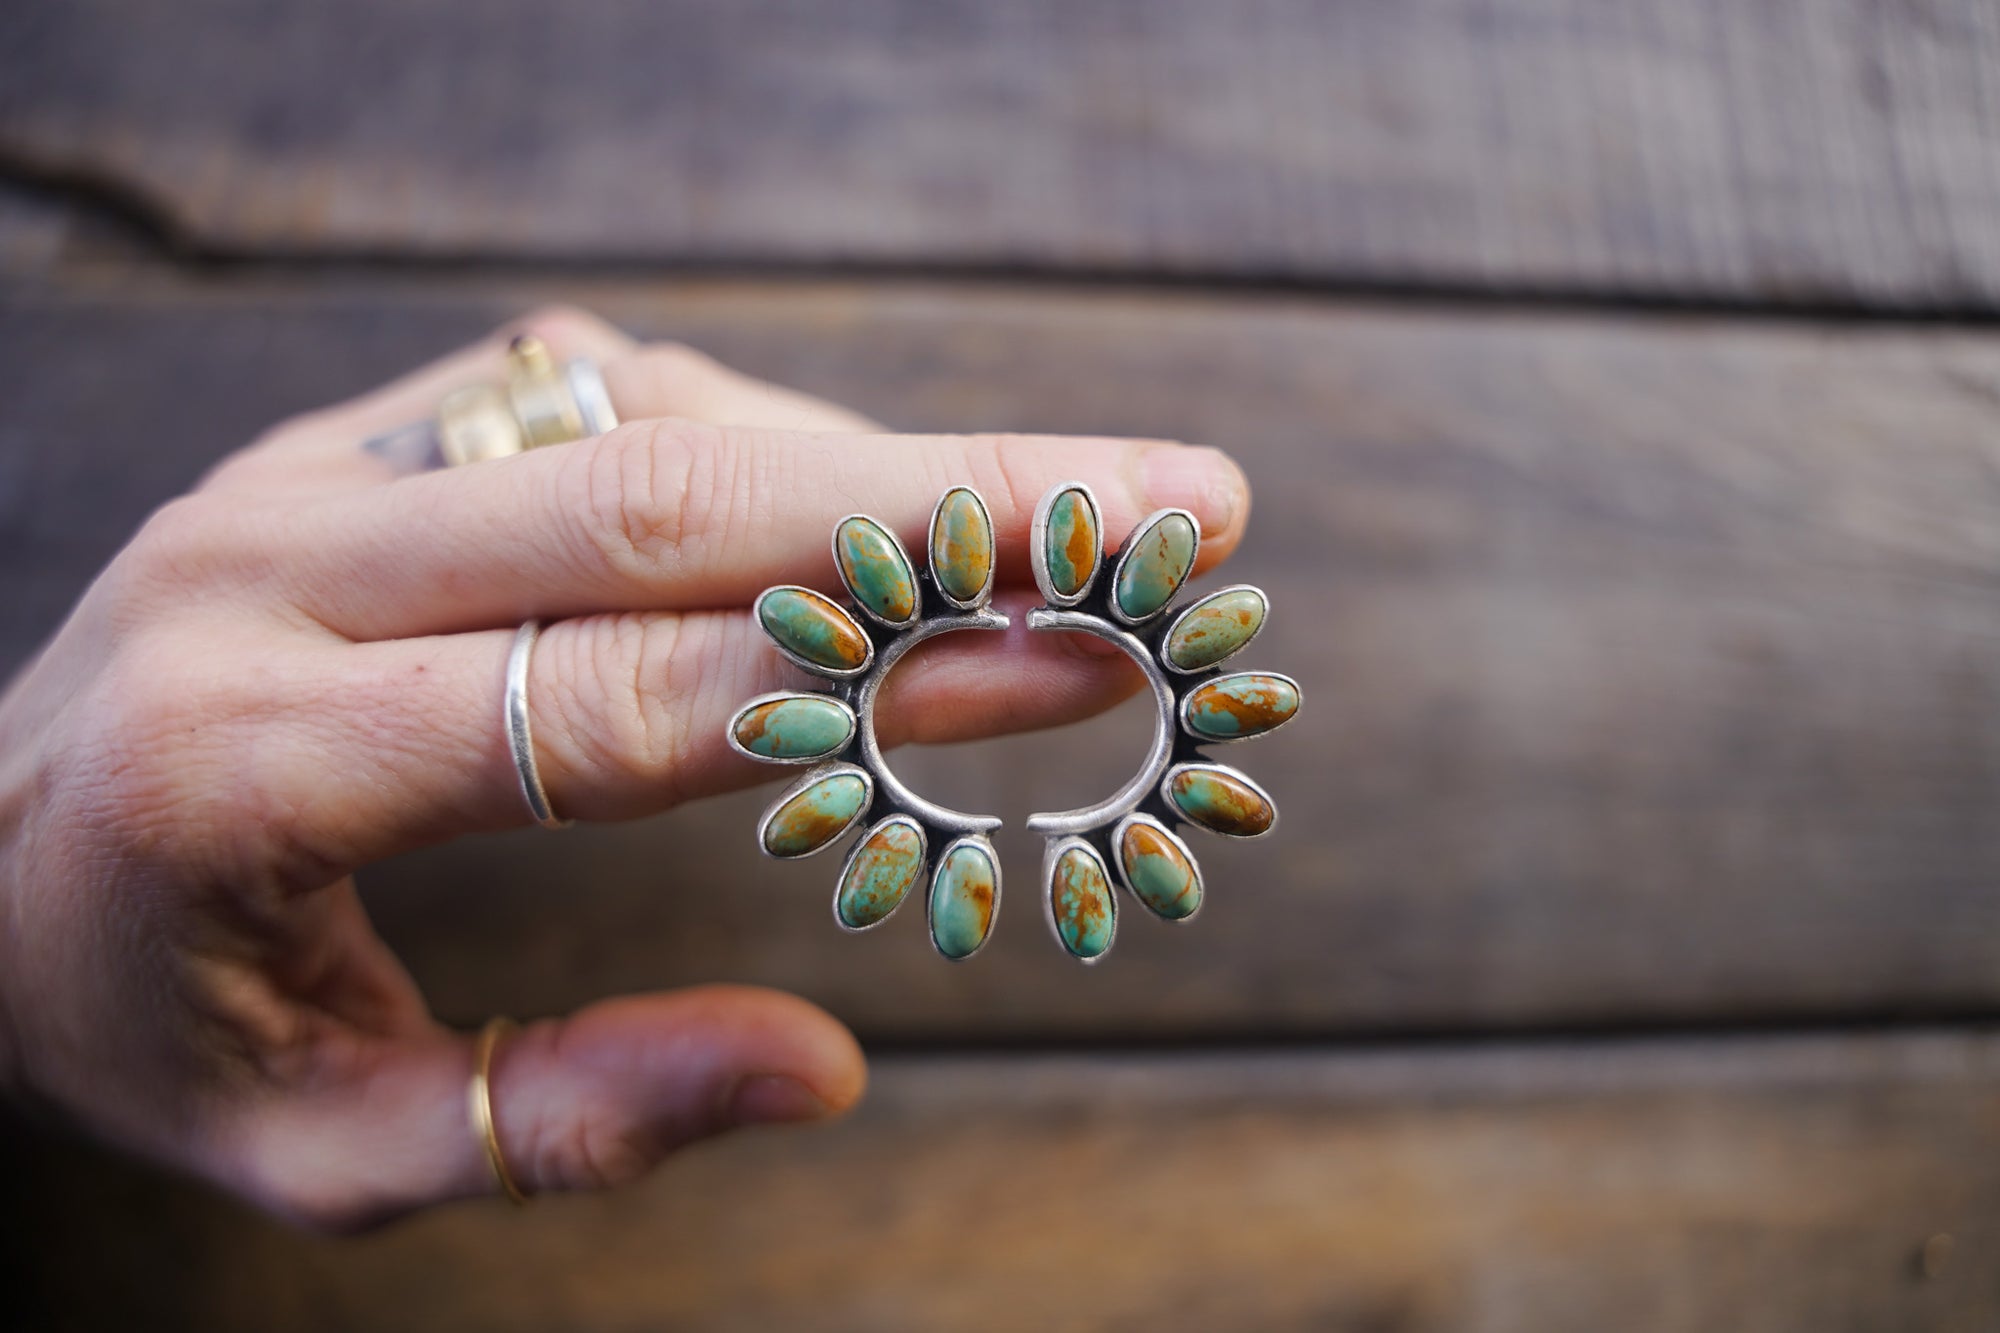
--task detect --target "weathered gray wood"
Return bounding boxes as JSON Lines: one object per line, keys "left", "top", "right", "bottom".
{"left": 7, "top": 1031, "right": 1997, "bottom": 1330}
{"left": 6, "top": 1, "right": 2000, "bottom": 307}
{"left": 6, "top": 274, "right": 2000, "bottom": 1035}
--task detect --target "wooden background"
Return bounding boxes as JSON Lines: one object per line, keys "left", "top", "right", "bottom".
{"left": 4, "top": 3, "right": 2000, "bottom": 1329}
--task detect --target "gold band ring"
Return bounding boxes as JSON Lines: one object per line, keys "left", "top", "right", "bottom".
{"left": 469, "top": 1016, "right": 532, "bottom": 1206}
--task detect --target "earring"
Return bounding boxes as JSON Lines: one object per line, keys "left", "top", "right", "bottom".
{"left": 727, "top": 482, "right": 1298, "bottom": 962}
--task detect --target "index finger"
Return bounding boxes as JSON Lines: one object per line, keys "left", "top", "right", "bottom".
{"left": 266, "top": 421, "right": 1250, "bottom": 642}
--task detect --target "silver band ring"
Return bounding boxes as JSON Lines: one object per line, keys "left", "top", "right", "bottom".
{"left": 505, "top": 620, "right": 572, "bottom": 829}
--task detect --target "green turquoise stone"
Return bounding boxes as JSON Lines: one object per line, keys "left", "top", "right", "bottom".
{"left": 835, "top": 516, "right": 918, "bottom": 624}
{"left": 838, "top": 818, "right": 925, "bottom": 928}
{"left": 1050, "top": 845, "right": 1115, "bottom": 958}
{"left": 929, "top": 487, "right": 994, "bottom": 604}
{"left": 731, "top": 695, "right": 855, "bottom": 760}
{"left": 930, "top": 842, "right": 997, "bottom": 959}
{"left": 1184, "top": 673, "right": 1300, "bottom": 740}
{"left": 762, "top": 772, "right": 869, "bottom": 857}
{"left": 758, "top": 588, "right": 871, "bottom": 672}
{"left": 1165, "top": 588, "right": 1266, "bottom": 671}
{"left": 1044, "top": 488, "right": 1098, "bottom": 596}
{"left": 1166, "top": 766, "right": 1275, "bottom": 837}
{"left": 1119, "top": 820, "right": 1202, "bottom": 919}
{"left": 1114, "top": 512, "right": 1196, "bottom": 620}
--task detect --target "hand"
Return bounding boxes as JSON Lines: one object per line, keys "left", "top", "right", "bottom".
{"left": 0, "top": 307, "right": 1249, "bottom": 1229}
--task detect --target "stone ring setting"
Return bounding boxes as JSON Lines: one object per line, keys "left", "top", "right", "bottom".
{"left": 727, "top": 481, "right": 1299, "bottom": 962}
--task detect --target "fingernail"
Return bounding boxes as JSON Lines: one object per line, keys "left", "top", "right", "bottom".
{"left": 727, "top": 1073, "right": 832, "bottom": 1127}
{"left": 1143, "top": 445, "right": 1243, "bottom": 537}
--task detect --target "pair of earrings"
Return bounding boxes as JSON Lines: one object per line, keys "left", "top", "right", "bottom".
{"left": 725, "top": 482, "right": 1298, "bottom": 962}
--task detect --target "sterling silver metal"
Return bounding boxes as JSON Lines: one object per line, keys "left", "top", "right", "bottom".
{"left": 732, "top": 487, "right": 1009, "bottom": 961}
{"left": 1023, "top": 481, "right": 1289, "bottom": 962}
{"left": 730, "top": 480, "right": 1296, "bottom": 962}
{"left": 755, "top": 761, "right": 875, "bottom": 858}
{"left": 505, "top": 620, "right": 572, "bottom": 829}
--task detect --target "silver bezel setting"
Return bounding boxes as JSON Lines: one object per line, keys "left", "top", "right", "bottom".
{"left": 756, "top": 761, "right": 875, "bottom": 859}
{"left": 725, "top": 690, "right": 859, "bottom": 765}
{"left": 831, "top": 514, "right": 923, "bottom": 629}
{"left": 832, "top": 814, "right": 928, "bottom": 933}
{"left": 1176, "top": 670, "right": 1303, "bottom": 745}
{"left": 927, "top": 486, "right": 997, "bottom": 612}
{"left": 1029, "top": 480, "right": 1105, "bottom": 609}
{"left": 1106, "top": 507, "right": 1201, "bottom": 627}
{"left": 1158, "top": 583, "right": 1270, "bottom": 676}
{"left": 751, "top": 584, "right": 877, "bottom": 680}
{"left": 1159, "top": 761, "right": 1281, "bottom": 839}
{"left": 1110, "top": 813, "right": 1206, "bottom": 924}
{"left": 1043, "top": 835, "right": 1119, "bottom": 964}
{"left": 928, "top": 834, "right": 1003, "bottom": 962}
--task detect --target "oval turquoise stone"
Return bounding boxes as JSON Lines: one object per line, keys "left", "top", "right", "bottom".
{"left": 731, "top": 695, "right": 856, "bottom": 760}
{"left": 1119, "top": 820, "right": 1202, "bottom": 919}
{"left": 1184, "top": 673, "right": 1300, "bottom": 740}
{"left": 1166, "top": 766, "right": 1275, "bottom": 837}
{"left": 758, "top": 588, "right": 871, "bottom": 672}
{"left": 838, "top": 817, "right": 925, "bottom": 928}
{"left": 1165, "top": 588, "right": 1266, "bottom": 671}
{"left": 1114, "top": 512, "right": 1197, "bottom": 620}
{"left": 1043, "top": 487, "right": 1099, "bottom": 596}
{"left": 1050, "top": 845, "right": 1115, "bottom": 958}
{"left": 930, "top": 841, "right": 997, "bottom": 959}
{"left": 929, "top": 487, "right": 993, "bottom": 604}
{"left": 835, "top": 516, "right": 917, "bottom": 624}
{"left": 762, "top": 771, "right": 869, "bottom": 857}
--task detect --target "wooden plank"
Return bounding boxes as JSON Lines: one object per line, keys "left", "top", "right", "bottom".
{"left": 7, "top": 1, "right": 2000, "bottom": 307}
{"left": 8, "top": 273, "right": 2000, "bottom": 1037}
{"left": 7, "top": 1031, "right": 1997, "bottom": 1330}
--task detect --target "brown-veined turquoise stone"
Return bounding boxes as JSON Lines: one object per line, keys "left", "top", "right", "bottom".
{"left": 757, "top": 587, "right": 872, "bottom": 672}
{"left": 731, "top": 695, "right": 856, "bottom": 760}
{"left": 1043, "top": 487, "right": 1099, "bottom": 597}
{"left": 1119, "top": 819, "right": 1202, "bottom": 920}
{"left": 1183, "top": 673, "right": 1300, "bottom": 741}
{"left": 835, "top": 516, "right": 918, "bottom": 624}
{"left": 929, "top": 487, "right": 993, "bottom": 604}
{"left": 837, "top": 817, "right": 925, "bottom": 928}
{"left": 1165, "top": 766, "right": 1275, "bottom": 837}
{"left": 931, "top": 841, "right": 998, "bottom": 959}
{"left": 1165, "top": 588, "right": 1266, "bottom": 671}
{"left": 1050, "top": 844, "right": 1115, "bottom": 958}
{"left": 1114, "top": 511, "right": 1197, "bottom": 621}
{"left": 761, "top": 771, "right": 869, "bottom": 857}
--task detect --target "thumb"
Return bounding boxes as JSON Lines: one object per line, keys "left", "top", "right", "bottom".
{"left": 228, "top": 985, "right": 866, "bottom": 1230}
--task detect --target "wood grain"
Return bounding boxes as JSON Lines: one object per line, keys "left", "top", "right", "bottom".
{"left": 6, "top": 273, "right": 2000, "bottom": 1036}
{"left": 7, "top": 1, "right": 2000, "bottom": 307}
{"left": 7, "top": 1031, "right": 1996, "bottom": 1330}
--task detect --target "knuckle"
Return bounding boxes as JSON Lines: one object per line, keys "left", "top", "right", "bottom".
{"left": 548, "top": 614, "right": 689, "bottom": 789}
{"left": 107, "top": 494, "right": 258, "bottom": 606}
{"left": 532, "top": 1107, "right": 656, "bottom": 1193}
{"left": 569, "top": 418, "right": 724, "bottom": 576}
